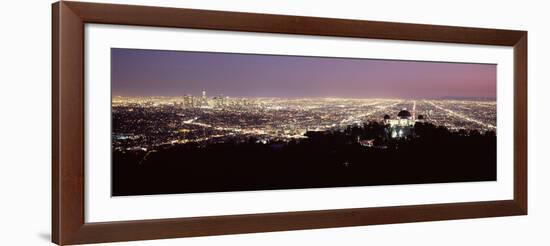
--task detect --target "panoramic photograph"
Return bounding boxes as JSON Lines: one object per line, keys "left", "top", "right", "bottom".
{"left": 111, "top": 48, "right": 497, "bottom": 196}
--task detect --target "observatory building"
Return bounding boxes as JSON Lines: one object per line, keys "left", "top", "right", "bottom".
{"left": 384, "top": 109, "right": 418, "bottom": 138}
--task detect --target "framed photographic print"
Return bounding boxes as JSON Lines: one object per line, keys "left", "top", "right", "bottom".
{"left": 52, "top": 1, "right": 527, "bottom": 245}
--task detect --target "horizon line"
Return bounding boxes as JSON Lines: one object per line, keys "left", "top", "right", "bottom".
{"left": 112, "top": 95, "right": 497, "bottom": 100}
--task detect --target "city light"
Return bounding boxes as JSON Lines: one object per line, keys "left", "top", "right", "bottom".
{"left": 112, "top": 93, "right": 496, "bottom": 151}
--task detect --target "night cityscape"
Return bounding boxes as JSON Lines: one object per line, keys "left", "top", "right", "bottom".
{"left": 111, "top": 48, "right": 497, "bottom": 196}
{"left": 112, "top": 95, "right": 496, "bottom": 151}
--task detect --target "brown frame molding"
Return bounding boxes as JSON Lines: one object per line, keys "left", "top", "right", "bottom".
{"left": 52, "top": 1, "right": 527, "bottom": 245}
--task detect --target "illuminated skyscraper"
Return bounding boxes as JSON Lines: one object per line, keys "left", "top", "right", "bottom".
{"left": 199, "top": 90, "right": 210, "bottom": 108}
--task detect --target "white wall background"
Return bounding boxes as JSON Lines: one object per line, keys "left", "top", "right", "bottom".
{"left": 0, "top": 0, "right": 547, "bottom": 245}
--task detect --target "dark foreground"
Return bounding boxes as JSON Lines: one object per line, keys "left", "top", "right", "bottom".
{"left": 112, "top": 122, "right": 496, "bottom": 196}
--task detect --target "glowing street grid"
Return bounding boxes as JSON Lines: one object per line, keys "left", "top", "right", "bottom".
{"left": 112, "top": 96, "right": 496, "bottom": 151}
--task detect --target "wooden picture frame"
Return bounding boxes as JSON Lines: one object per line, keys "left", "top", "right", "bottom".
{"left": 52, "top": 1, "right": 527, "bottom": 245}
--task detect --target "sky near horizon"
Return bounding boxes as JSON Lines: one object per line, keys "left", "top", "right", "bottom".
{"left": 112, "top": 48, "right": 496, "bottom": 99}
